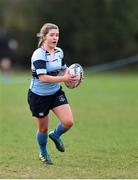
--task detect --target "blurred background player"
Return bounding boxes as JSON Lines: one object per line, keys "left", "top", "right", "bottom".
{"left": 0, "top": 31, "right": 17, "bottom": 82}
{"left": 0, "top": 33, "right": 12, "bottom": 81}
{"left": 0, "top": 58, "right": 12, "bottom": 81}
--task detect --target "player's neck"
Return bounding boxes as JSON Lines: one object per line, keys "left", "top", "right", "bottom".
{"left": 41, "top": 44, "right": 54, "bottom": 54}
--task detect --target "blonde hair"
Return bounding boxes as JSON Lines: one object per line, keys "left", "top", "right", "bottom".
{"left": 37, "top": 23, "right": 59, "bottom": 48}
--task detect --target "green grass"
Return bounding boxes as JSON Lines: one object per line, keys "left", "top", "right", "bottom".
{"left": 0, "top": 72, "right": 138, "bottom": 178}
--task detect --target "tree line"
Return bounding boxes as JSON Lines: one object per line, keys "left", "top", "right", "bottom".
{"left": 0, "top": 0, "right": 138, "bottom": 68}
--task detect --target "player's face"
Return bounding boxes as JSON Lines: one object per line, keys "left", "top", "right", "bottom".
{"left": 44, "top": 29, "right": 59, "bottom": 49}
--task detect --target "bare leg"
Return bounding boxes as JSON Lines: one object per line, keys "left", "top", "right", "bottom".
{"left": 36, "top": 115, "right": 49, "bottom": 133}
{"left": 52, "top": 104, "right": 74, "bottom": 128}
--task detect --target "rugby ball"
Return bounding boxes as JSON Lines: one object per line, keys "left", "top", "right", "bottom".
{"left": 65, "top": 63, "right": 84, "bottom": 89}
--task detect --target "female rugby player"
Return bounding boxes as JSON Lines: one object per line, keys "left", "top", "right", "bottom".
{"left": 27, "top": 23, "right": 77, "bottom": 165}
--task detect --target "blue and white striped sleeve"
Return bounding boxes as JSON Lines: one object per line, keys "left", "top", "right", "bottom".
{"left": 33, "top": 60, "right": 47, "bottom": 75}
{"left": 60, "top": 49, "right": 67, "bottom": 70}
{"left": 32, "top": 49, "right": 47, "bottom": 75}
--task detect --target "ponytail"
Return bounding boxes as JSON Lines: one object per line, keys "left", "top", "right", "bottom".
{"left": 37, "top": 38, "right": 43, "bottom": 48}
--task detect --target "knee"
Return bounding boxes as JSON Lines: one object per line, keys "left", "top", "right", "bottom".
{"left": 63, "top": 119, "right": 74, "bottom": 129}
{"left": 39, "top": 127, "right": 48, "bottom": 133}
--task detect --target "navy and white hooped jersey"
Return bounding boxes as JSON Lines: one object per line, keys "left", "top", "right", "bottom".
{"left": 29, "top": 47, "right": 67, "bottom": 96}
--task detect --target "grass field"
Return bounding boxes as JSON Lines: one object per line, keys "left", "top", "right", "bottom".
{"left": 0, "top": 71, "right": 138, "bottom": 179}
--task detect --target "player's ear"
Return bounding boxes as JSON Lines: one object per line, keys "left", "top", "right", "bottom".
{"left": 43, "top": 35, "right": 47, "bottom": 41}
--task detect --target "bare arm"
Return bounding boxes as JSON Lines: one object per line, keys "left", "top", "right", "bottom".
{"left": 60, "top": 68, "right": 68, "bottom": 75}
{"left": 39, "top": 74, "right": 66, "bottom": 83}
{"left": 39, "top": 69, "right": 77, "bottom": 83}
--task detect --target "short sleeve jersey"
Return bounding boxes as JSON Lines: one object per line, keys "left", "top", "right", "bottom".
{"left": 29, "top": 47, "right": 67, "bottom": 96}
